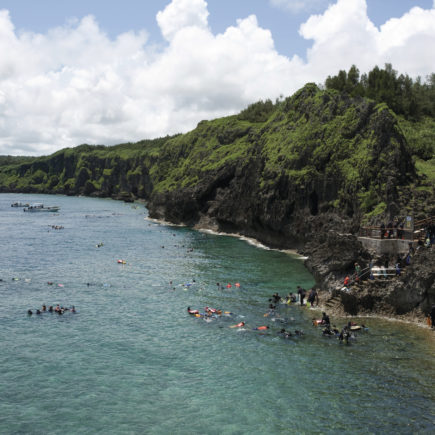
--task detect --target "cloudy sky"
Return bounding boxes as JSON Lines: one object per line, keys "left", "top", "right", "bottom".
{"left": 1, "top": 0, "right": 434, "bottom": 156}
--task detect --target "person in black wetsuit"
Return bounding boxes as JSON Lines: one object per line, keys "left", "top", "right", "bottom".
{"left": 297, "top": 286, "right": 306, "bottom": 306}
{"left": 307, "top": 288, "right": 318, "bottom": 307}
{"left": 272, "top": 292, "right": 281, "bottom": 305}
{"left": 321, "top": 312, "right": 330, "bottom": 326}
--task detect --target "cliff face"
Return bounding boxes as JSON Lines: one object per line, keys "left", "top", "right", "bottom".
{"left": 148, "top": 84, "right": 415, "bottom": 248}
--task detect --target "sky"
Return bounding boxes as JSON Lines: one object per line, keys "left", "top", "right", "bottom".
{"left": 0, "top": 0, "right": 434, "bottom": 156}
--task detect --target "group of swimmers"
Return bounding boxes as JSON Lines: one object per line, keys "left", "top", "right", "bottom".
{"left": 27, "top": 304, "right": 76, "bottom": 316}
{"left": 49, "top": 225, "right": 64, "bottom": 230}
{"left": 312, "top": 311, "right": 367, "bottom": 343}
{"left": 187, "top": 306, "right": 273, "bottom": 331}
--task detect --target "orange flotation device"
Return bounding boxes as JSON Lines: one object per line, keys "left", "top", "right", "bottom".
{"left": 256, "top": 326, "right": 268, "bottom": 330}
{"left": 226, "top": 283, "right": 232, "bottom": 288}
{"left": 235, "top": 282, "right": 240, "bottom": 287}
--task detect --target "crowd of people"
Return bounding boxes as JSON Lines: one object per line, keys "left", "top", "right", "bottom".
{"left": 188, "top": 287, "right": 367, "bottom": 345}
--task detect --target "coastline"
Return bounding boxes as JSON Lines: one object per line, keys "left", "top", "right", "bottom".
{"left": 145, "top": 215, "right": 306, "bottom": 258}
{"left": 312, "top": 298, "right": 432, "bottom": 330}
{"left": 3, "top": 194, "right": 432, "bottom": 329}
{"left": 144, "top": 213, "right": 433, "bottom": 330}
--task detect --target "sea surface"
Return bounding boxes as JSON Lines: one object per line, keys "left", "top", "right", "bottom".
{"left": 0, "top": 193, "right": 434, "bottom": 434}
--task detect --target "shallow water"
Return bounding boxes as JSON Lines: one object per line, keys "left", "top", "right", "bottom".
{"left": 0, "top": 193, "right": 434, "bottom": 434}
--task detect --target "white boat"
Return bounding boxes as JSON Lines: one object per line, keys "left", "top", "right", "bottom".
{"left": 11, "top": 202, "right": 29, "bottom": 207}
{"left": 24, "top": 203, "right": 60, "bottom": 213}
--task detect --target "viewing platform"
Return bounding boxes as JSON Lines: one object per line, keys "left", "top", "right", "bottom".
{"left": 357, "top": 216, "right": 434, "bottom": 255}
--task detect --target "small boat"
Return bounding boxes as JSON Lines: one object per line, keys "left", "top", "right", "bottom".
{"left": 11, "top": 202, "right": 29, "bottom": 207}
{"left": 24, "top": 203, "right": 60, "bottom": 212}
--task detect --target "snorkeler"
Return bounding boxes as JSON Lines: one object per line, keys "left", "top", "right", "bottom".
{"left": 278, "top": 328, "right": 292, "bottom": 338}
{"left": 230, "top": 322, "right": 245, "bottom": 328}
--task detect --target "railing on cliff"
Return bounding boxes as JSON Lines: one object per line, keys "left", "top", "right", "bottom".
{"left": 358, "top": 215, "right": 435, "bottom": 241}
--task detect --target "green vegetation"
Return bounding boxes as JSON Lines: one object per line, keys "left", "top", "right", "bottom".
{"left": 325, "top": 64, "right": 435, "bottom": 121}
{"left": 0, "top": 65, "right": 433, "bottom": 223}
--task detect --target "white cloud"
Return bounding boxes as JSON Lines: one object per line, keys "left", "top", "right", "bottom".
{"left": 300, "top": 0, "right": 435, "bottom": 78}
{"left": 269, "top": 0, "right": 331, "bottom": 14}
{"left": 157, "top": 0, "right": 209, "bottom": 41}
{"left": 0, "top": 0, "right": 434, "bottom": 156}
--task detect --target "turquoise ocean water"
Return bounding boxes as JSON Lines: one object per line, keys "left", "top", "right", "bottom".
{"left": 0, "top": 194, "right": 434, "bottom": 434}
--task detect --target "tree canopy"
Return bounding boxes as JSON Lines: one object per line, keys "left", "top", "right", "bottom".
{"left": 325, "top": 64, "right": 435, "bottom": 121}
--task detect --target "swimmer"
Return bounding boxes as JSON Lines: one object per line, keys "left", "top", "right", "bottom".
{"left": 338, "top": 326, "right": 350, "bottom": 344}
{"left": 322, "top": 325, "right": 333, "bottom": 336}
{"left": 230, "top": 322, "right": 245, "bottom": 328}
{"left": 187, "top": 307, "right": 199, "bottom": 315}
{"left": 253, "top": 326, "right": 269, "bottom": 331}
{"left": 48, "top": 306, "right": 53, "bottom": 312}
{"left": 294, "top": 330, "right": 304, "bottom": 336}
{"left": 42, "top": 305, "right": 46, "bottom": 312}
{"left": 27, "top": 309, "right": 33, "bottom": 315}
{"left": 272, "top": 292, "right": 281, "bottom": 304}
{"left": 36, "top": 309, "right": 41, "bottom": 315}
{"left": 71, "top": 306, "right": 76, "bottom": 313}
{"left": 278, "top": 328, "right": 292, "bottom": 338}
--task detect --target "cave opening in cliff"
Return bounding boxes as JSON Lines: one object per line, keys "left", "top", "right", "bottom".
{"left": 309, "top": 191, "right": 318, "bottom": 215}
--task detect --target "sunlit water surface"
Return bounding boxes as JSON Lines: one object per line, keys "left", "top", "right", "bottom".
{"left": 0, "top": 194, "right": 434, "bottom": 434}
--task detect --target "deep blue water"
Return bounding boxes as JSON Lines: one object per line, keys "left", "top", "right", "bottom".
{"left": 0, "top": 193, "right": 434, "bottom": 434}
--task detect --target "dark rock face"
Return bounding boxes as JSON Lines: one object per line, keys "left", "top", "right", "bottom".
{"left": 309, "top": 231, "right": 435, "bottom": 318}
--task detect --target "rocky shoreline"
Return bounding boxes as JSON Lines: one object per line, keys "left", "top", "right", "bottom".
{"left": 147, "top": 211, "right": 435, "bottom": 328}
